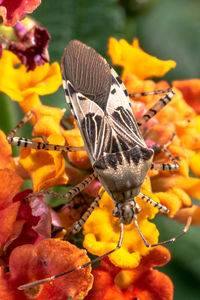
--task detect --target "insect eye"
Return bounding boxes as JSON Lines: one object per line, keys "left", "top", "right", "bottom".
{"left": 135, "top": 203, "right": 141, "bottom": 214}
{"left": 112, "top": 206, "right": 120, "bottom": 217}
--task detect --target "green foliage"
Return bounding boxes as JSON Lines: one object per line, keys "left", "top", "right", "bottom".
{"left": 136, "top": 0, "right": 200, "bottom": 80}
{"left": 32, "top": 0, "right": 126, "bottom": 61}
{"left": 154, "top": 216, "right": 200, "bottom": 300}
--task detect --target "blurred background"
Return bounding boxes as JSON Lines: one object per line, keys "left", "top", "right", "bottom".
{"left": 1, "top": 0, "right": 200, "bottom": 298}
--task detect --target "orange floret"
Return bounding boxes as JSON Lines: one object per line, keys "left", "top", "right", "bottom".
{"left": 19, "top": 135, "right": 68, "bottom": 192}
{"left": 0, "top": 130, "right": 15, "bottom": 170}
{"left": 0, "top": 239, "right": 93, "bottom": 300}
{"left": 173, "top": 79, "right": 200, "bottom": 114}
{"left": 31, "top": 105, "right": 65, "bottom": 136}
{"left": 86, "top": 246, "right": 173, "bottom": 300}
{"left": 63, "top": 128, "right": 91, "bottom": 169}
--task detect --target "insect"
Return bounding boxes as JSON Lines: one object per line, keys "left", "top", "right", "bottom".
{"left": 7, "top": 40, "right": 191, "bottom": 290}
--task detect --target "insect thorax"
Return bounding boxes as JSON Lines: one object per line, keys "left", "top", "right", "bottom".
{"left": 93, "top": 146, "right": 154, "bottom": 203}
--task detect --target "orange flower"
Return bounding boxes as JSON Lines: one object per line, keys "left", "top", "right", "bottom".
{"left": 173, "top": 79, "right": 200, "bottom": 114}
{"left": 19, "top": 135, "right": 68, "bottom": 192}
{"left": 0, "top": 0, "right": 41, "bottom": 26}
{"left": 16, "top": 105, "right": 68, "bottom": 192}
{"left": 0, "top": 169, "right": 23, "bottom": 252}
{"left": 0, "top": 129, "right": 92, "bottom": 299}
{"left": 63, "top": 128, "right": 91, "bottom": 169}
{"left": 1, "top": 37, "right": 199, "bottom": 300}
{"left": 118, "top": 62, "right": 200, "bottom": 223}
{"left": 31, "top": 105, "right": 65, "bottom": 136}
{"left": 0, "top": 239, "right": 93, "bottom": 300}
{"left": 175, "top": 205, "right": 200, "bottom": 226}
{"left": 86, "top": 246, "right": 173, "bottom": 300}
{"left": 0, "top": 129, "right": 52, "bottom": 263}
{"left": 0, "top": 130, "right": 24, "bottom": 252}
{"left": 0, "top": 130, "right": 15, "bottom": 170}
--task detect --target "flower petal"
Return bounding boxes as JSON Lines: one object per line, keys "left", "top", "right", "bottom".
{"left": 0, "top": 239, "right": 93, "bottom": 300}
{"left": 173, "top": 79, "right": 200, "bottom": 114}
{"left": 152, "top": 175, "right": 200, "bottom": 200}
{"left": 0, "top": 50, "right": 62, "bottom": 106}
{"left": 31, "top": 104, "right": 65, "bottom": 136}
{"left": 108, "top": 37, "right": 176, "bottom": 80}
{"left": 63, "top": 129, "right": 91, "bottom": 169}
{"left": 86, "top": 246, "right": 173, "bottom": 300}
{"left": 190, "top": 150, "right": 200, "bottom": 176}
{"left": 0, "top": 169, "right": 23, "bottom": 209}
{"left": 175, "top": 118, "right": 200, "bottom": 150}
{"left": 83, "top": 190, "right": 159, "bottom": 269}
{"left": 0, "top": 0, "right": 41, "bottom": 26}
{"left": 9, "top": 25, "right": 50, "bottom": 71}
{"left": 0, "top": 130, "right": 15, "bottom": 170}
{"left": 156, "top": 187, "right": 192, "bottom": 217}
{"left": 19, "top": 135, "right": 68, "bottom": 192}
{"left": 0, "top": 201, "right": 21, "bottom": 250}
{"left": 175, "top": 205, "right": 200, "bottom": 226}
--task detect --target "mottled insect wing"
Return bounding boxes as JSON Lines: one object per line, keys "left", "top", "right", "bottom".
{"left": 65, "top": 82, "right": 105, "bottom": 162}
{"left": 106, "top": 69, "right": 146, "bottom": 149}
{"left": 61, "top": 40, "right": 112, "bottom": 111}
{"left": 61, "top": 40, "right": 113, "bottom": 162}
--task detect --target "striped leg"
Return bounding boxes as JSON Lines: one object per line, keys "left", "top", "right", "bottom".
{"left": 136, "top": 89, "right": 175, "bottom": 128}
{"left": 151, "top": 157, "right": 179, "bottom": 171}
{"left": 7, "top": 111, "right": 85, "bottom": 152}
{"left": 71, "top": 188, "right": 105, "bottom": 234}
{"left": 134, "top": 214, "right": 191, "bottom": 248}
{"left": 129, "top": 88, "right": 171, "bottom": 98}
{"left": 26, "top": 172, "right": 96, "bottom": 200}
{"left": 138, "top": 192, "right": 170, "bottom": 214}
{"left": 8, "top": 110, "right": 33, "bottom": 136}
{"left": 18, "top": 222, "right": 124, "bottom": 291}
{"left": 151, "top": 134, "right": 179, "bottom": 171}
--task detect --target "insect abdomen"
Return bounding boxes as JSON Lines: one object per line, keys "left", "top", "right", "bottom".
{"left": 93, "top": 146, "right": 154, "bottom": 202}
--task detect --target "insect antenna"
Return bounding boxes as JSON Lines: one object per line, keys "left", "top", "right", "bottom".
{"left": 134, "top": 215, "right": 192, "bottom": 248}
{"left": 17, "top": 222, "right": 124, "bottom": 291}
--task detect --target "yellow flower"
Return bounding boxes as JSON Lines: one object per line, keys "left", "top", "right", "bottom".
{"left": 108, "top": 38, "right": 176, "bottom": 80}
{"left": 0, "top": 51, "right": 66, "bottom": 191}
{"left": 0, "top": 50, "right": 62, "bottom": 114}
{"left": 83, "top": 181, "right": 160, "bottom": 269}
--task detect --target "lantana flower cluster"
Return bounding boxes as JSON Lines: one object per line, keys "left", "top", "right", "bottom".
{"left": 0, "top": 3, "right": 199, "bottom": 300}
